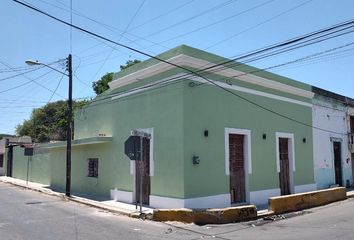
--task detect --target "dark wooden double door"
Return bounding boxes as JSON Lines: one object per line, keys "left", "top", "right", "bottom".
{"left": 229, "top": 134, "right": 246, "bottom": 204}
{"left": 135, "top": 138, "right": 150, "bottom": 205}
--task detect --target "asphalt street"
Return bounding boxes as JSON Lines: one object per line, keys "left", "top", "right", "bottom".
{"left": 1, "top": 182, "right": 354, "bottom": 240}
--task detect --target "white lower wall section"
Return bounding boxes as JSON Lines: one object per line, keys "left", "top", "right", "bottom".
{"left": 250, "top": 188, "right": 281, "bottom": 206}
{"left": 150, "top": 194, "right": 231, "bottom": 209}
{"left": 110, "top": 189, "right": 133, "bottom": 203}
{"left": 295, "top": 183, "right": 317, "bottom": 193}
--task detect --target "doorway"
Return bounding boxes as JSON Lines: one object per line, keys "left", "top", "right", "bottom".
{"left": 229, "top": 134, "right": 246, "bottom": 204}
{"left": 333, "top": 141, "right": 342, "bottom": 186}
{"left": 135, "top": 137, "right": 150, "bottom": 205}
{"left": 279, "top": 138, "right": 290, "bottom": 195}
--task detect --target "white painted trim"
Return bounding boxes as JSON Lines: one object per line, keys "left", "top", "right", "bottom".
{"left": 110, "top": 189, "right": 134, "bottom": 203}
{"left": 110, "top": 73, "right": 312, "bottom": 108}
{"left": 224, "top": 128, "right": 251, "bottom": 203}
{"left": 111, "top": 73, "right": 187, "bottom": 100}
{"left": 109, "top": 54, "right": 314, "bottom": 99}
{"left": 192, "top": 77, "right": 312, "bottom": 107}
{"left": 250, "top": 188, "right": 281, "bottom": 206}
{"left": 275, "top": 132, "right": 296, "bottom": 172}
{"left": 225, "top": 128, "right": 252, "bottom": 175}
{"left": 149, "top": 193, "right": 231, "bottom": 209}
{"left": 295, "top": 183, "right": 317, "bottom": 193}
{"left": 275, "top": 132, "right": 295, "bottom": 194}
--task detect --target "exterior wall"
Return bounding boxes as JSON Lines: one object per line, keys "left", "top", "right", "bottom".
{"left": 312, "top": 96, "right": 352, "bottom": 189}
{"left": 181, "top": 79, "right": 314, "bottom": 207}
{"left": 10, "top": 146, "right": 50, "bottom": 185}
{"left": 69, "top": 75, "right": 185, "bottom": 200}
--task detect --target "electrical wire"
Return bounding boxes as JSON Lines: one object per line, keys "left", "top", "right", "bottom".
{"left": 47, "top": 73, "right": 65, "bottom": 102}
{"left": 0, "top": 69, "right": 54, "bottom": 94}
{"left": 0, "top": 61, "right": 66, "bottom": 99}
{"left": 12, "top": 0, "right": 354, "bottom": 136}
{"left": 204, "top": 0, "right": 314, "bottom": 50}
{"left": 158, "top": 0, "right": 276, "bottom": 44}
{"left": 89, "top": 0, "right": 146, "bottom": 83}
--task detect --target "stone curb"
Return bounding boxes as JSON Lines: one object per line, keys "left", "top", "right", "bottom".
{"left": 2, "top": 178, "right": 353, "bottom": 223}
{"left": 268, "top": 187, "right": 347, "bottom": 215}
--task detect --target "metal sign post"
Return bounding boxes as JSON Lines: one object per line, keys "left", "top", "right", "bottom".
{"left": 124, "top": 130, "right": 151, "bottom": 215}
{"left": 139, "top": 136, "right": 143, "bottom": 214}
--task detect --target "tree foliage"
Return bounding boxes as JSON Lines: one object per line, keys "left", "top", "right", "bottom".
{"left": 16, "top": 100, "right": 87, "bottom": 143}
{"left": 91, "top": 59, "right": 141, "bottom": 95}
{"left": 92, "top": 72, "right": 114, "bottom": 95}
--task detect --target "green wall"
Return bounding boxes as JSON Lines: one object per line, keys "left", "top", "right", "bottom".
{"left": 69, "top": 79, "right": 186, "bottom": 198}
{"left": 11, "top": 146, "right": 50, "bottom": 185}
{"left": 183, "top": 81, "right": 314, "bottom": 198}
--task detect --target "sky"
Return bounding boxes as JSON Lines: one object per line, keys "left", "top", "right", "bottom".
{"left": 0, "top": 0, "right": 353, "bottom": 135}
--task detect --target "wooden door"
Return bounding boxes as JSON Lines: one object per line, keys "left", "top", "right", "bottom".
{"left": 279, "top": 138, "right": 290, "bottom": 195}
{"left": 229, "top": 134, "right": 246, "bottom": 203}
{"left": 135, "top": 137, "right": 150, "bottom": 205}
{"left": 333, "top": 141, "right": 342, "bottom": 186}
{"left": 6, "top": 146, "right": 13, "bottom": 177}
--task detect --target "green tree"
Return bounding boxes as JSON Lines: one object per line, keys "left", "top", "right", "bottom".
{"left": 92, "top": 72, "right": 114, "bottom": 95}
{"left": 92, "top": 59, "right": 141, "bottom": 95}
{"left": 16, "top": 100, "right": 87, "bottom": 143}
{"left": 119, "top": 59, "right": 141, "bottom": 70}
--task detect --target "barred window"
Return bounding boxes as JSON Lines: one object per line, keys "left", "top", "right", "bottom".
{"left": 87, "top": 158, "right": 98, "bottom": 178}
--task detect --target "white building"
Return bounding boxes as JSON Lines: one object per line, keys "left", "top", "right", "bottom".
{"left": 312, "top": 87, "right": 354, "bottom": 189}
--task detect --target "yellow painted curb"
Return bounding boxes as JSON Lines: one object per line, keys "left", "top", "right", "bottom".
{"left": 269, "top": 187, "right": 347, "bottom": 214}
{"left": 153, "top": 205, "right": 257, "bottom": 224}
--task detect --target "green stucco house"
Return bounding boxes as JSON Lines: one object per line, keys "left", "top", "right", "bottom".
{"left": 6, "top": 45, "right": 317, "bottom": 208}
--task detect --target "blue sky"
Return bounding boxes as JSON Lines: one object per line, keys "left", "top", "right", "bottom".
{"left": 0, "top": 0, "right": 354, "bottom": 134}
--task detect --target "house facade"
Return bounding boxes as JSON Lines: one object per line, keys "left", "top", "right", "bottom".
{"left": 5, "top": 45, "right": 318, "bottom": 208}
{"left": 312, "top": 87, "right": 354, "bottom": 189}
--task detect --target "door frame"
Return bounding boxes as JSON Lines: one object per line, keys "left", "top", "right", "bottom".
{"left": 130, "top": 128, "right": 154, "bottom": 203}
{"left": 275, "top": 132, "right": 295, "bottom": 194}
{"left": 225, "top": 128, "right": 252, "bottom": 203}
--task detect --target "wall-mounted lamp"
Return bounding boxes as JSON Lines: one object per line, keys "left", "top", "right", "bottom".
{"left": 303, "top": 137, "right": 306, "bottom": 143}
{"left": 192, "top": 155, "right": 200, "bottom": 165}
{"left": 262, "top": 133, "right": 267, "bottom": 140}
{"left": 204, "top": 130, "right": 209, "bottom": 137}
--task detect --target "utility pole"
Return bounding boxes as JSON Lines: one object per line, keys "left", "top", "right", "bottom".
{"left": 25, "top": 55, "right": 73, "bottom": 197}
{"left": 66, "top": 54, "right": 73, "bottom": 197}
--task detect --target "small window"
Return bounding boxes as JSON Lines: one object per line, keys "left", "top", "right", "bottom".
{"left": 87, "top": 158, "right": 98, "bottom": 178}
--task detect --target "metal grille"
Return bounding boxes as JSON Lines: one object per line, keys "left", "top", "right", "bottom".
{"left": 87, "top": 158, "right": 98, "bottom": 178}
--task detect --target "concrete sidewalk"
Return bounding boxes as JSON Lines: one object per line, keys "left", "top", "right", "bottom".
{"left": 2, "top": 176, "right": 354, "bottom": 223}
{"left": 0, "top": 176, "right": 153, "bottom": 218}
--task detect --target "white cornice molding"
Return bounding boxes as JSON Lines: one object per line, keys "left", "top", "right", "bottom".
{"left": 108, "top": 54, "right": 314, "bottom": 99}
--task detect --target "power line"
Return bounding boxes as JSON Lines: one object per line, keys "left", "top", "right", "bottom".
{"left": 205, "top": 0, "right": 314, "bottom": 50}
{"left": 0, "top": 66, "right": 43, "bottom": 81}
{"left": 47, "top": 73, "right": 65, "bottom": 102}
{"left": 143, "top": 0, "right": 238, "bottom": 39}
{"left": 0, "top": 69, "right": 54, "bottom": 94}
{"left": 12, "top": 0, "right": 353, "bottom": 136}
{"left": 0, "top": 61, "right": 66, "bottom": 99}
{"left": 89, "top": 0, "right": 146, "bottom": 83}
{"left": 157, "top": 0, "right": 276, "bottom": 44}
{"left": 130, "top": 0, "right": 197, "bottom": 30}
